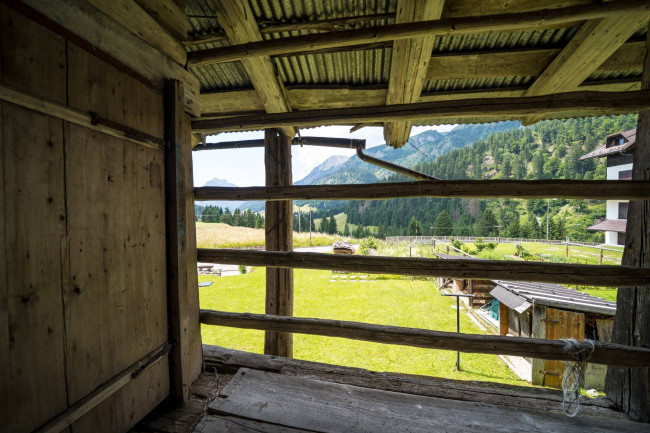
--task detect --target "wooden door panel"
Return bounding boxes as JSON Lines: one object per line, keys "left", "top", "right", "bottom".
{"left": 544, "top": 308, "right": 585, "bottom": 387}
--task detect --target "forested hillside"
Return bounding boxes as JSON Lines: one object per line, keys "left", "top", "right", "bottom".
{"left": 336, "top": 115, "right": 637, "bottom": 241}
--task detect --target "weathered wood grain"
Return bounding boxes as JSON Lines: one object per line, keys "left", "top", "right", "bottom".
{"left": 193, "top": 136, "right": 365, "bottom": 151}
{"left": 211, "top": 0, "right": 295, "bottom": 137}
{"left": 384, "top": 0, "right": 444, "bottom": 148}
{"left": 197, "top": 249, "right": 650, "bottom": 287}
{"left": 186, "top": 0, "right": 650, "bottom": 65}
{"left": 264, "top": 131, "right": 294, "bottom": 357}
{"left": 194, "top": 179, "right": 650, "bottom": 201}
{"left": 200, "top": 312, "right": 650, "bottom": 368}
{"left": 203, "top": 345, "right": 625, "bottom": 418}
{"left": 20, "top": 0, "right": 200, "bottom": 116}
{"left": 135, "top": 0, "right": 189, "bottom": 41}
{"left": 210, "top": 368, "right": 641, "bottom": 432}
{"left": 165, "top": 79, "right": 203, "bottom": 402}
{"left": 1, "top": 7, "right": 69, "bottom": 431}
{"left": 606, "top": 29, "right": 650, "bottom": 423}
{"left": 191, "top": 89, "right": 650, "bottom": 133}
{"left": 522, "top": 11, "right": 650, "bottom": 124}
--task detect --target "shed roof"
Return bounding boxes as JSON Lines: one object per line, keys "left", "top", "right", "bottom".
{"left": 490, "top": 280, "right": 616, "bottom": 315}
{"left": 588, "top": 219, "right": 627, "bottom": 233}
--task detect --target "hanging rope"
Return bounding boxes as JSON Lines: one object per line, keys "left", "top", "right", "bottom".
{"left": 561, "top": 338, "right": 595, "bottom": 417}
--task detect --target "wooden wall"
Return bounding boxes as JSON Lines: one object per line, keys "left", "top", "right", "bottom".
{"left": 1, "top": 6, "right": 172, "bottom": 432}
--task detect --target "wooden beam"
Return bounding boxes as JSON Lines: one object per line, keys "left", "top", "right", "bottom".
{"left": 193, "top": 180, "right": 650, "bottom": 202}
{"left": 186, "top": 1, "right": 650, "bottom": 65}
{"left": 135, "top": 0, "right": 189, "bottom": 41}
{"left": 199, "top": 79, "right": 640, "bottom": 118}
{"left": 33, "top": 344, "right": 170, "bottom": 433}
{"left": 191, "top": 89, "right": 650, "bottom": 133}
{"left": 384, "top": 0, "right": 444, "bottom": 148}
{"left": 0, "top": 83, "right": 163, "bottom": 150}
{"left": 196, "top": 249, "right": 650, "bottom": 287}
{"left": 427, "top": 41, "right": 645, "bottom": 81}
{"left": 184, "top": 13, "right": 396, "bottom": 46}
{"left": 193, "top": 136, "right": 365, "bottom": 151}
{"left": 212, "top": 0, "right": 295, "bottom": 138}
{"left": 87, "top": 0, "right": 186, "bottom": 65}
{"left": 522, "top": 12, "right": 650, "bottom": 125}
{"left": 200, "top": 311, "right": 650, "bottom": 367}
{"left": 164, "top": 80, "right": 203, "bottom": 402}
{"left": 203, "top": 344, "right": 628, "bottom": 418}
{"left": 606, "top": 29, "right": 650, "bottom": 423}
{"left": 21, "top": 0, "right": 200, "bottom": 116}
{"left": 264, "top": 130, "right": 294, "bottom": 357}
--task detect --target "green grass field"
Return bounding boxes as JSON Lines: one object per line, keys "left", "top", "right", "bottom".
{"left": 199, "top": 268, "right": 526, "bottom": 386}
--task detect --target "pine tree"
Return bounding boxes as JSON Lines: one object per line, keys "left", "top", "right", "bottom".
{"left": 328, "top": 215, "right": 337, "bottom": 234}
{"left": 434, "top": 210, "right": 453, "bottom": 236}
{"left": 407, "top": 216, "right": 420, "bottom": 236}
{"left": 476, "top": 209, "right": 498, "bottom": 236}
{"left": 343, "top": 223, "right": 350, "bottom": 237}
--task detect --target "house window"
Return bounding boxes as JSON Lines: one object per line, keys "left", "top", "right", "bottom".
{"left": 618, "top": 138, "right": 625, "bottom": 145}
{"left": 618, "top": 202, "right": 628, "bottom": 219}
{"left": 619, "top": 170, "right": 632, "bottom": 180}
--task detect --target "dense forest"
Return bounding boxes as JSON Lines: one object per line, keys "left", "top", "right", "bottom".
{"left": 334, "top": 115, "right": 637, "bottom": 241}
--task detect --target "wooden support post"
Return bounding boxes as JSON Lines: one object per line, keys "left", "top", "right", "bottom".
{"left": 264, "top": 129, "right": 294, "bottom": 357}
{"left": 606, "top": 30, "right": 650, "bottom": 423}
{"left": 164, "top": 80, "right": 203, "bottom": 402}
{"left": 600, "top": 249, "right": 604, "bottom": 265}
{"left": 499, "top": 303, "right": 509, "bottom": 337}
{"left": 531, "top": 305, "right": 547, "bottom": 386}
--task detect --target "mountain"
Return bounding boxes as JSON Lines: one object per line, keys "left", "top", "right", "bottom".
{"left": 309, "top": 122, "right": 521, "bottom": 185}
{"left": 199, "top": 177, "right": 258, "bottom": 210}
{"left": 295, "top": 155, "right": 350, "bottom": 185}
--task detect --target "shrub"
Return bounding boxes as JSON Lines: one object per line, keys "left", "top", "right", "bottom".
{"left": 238, "top": 264, "right": 247, "bottom": 274}
{"left": 474, "top": 238, "right": 496, "bottom": 253}
{"left": 359, "top": 237, "right": 380, "bottom": 255}
{"left": 515, "top": 243, "right": 531, "bottom": 258}
{"left": 450, "top": 237, "right": 464, "bottom": 250}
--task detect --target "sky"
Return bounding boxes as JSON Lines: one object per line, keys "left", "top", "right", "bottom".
{"left": 192, "top": 124, "right": 455, "bottom": 187}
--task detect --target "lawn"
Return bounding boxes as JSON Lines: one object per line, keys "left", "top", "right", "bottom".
{"left": 199, "top": 268, "right": 527, "bottom": 386}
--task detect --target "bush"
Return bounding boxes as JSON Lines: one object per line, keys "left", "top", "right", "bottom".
{"left": 450, "top": 237, "right": 464, "bottom": 250}
{"left": 474, "top": 238, "right": 496, "bottom": 253}
{"left": 238, "top": 264, "right": 247, "bottom": 274}
{"left": 514, "top": 243, "right": 531, "bottom": 258}
{"left": 359, "top": 237, "right": 380, "bottom": 255}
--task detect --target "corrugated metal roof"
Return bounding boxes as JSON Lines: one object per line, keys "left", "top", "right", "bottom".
{"left": 491, "top": 280, "right": 616, "bottom": 315}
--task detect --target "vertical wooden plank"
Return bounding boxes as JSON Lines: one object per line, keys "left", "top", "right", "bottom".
{"left": 543, "top": 308, "right": 584, "bottom": 388}
{"left": 606, "top": 28, "right": 650, "bottom": 423}
{"left": 530, "top": 305, "right": 546, "bottom": 386}
{"left": 65, "top": 42, "right": 170, "bottom": 431}
{"left": 498, "top": 303, "right": 509, "bottom": 337}
{"left": 164, "top": 79, "right": 203, "bottom": 402}
{"left": 264, "top": 129, "right": 294, "bottom": 357}
{"left": 1, "top": 6, "right": 69, "bottom": 432}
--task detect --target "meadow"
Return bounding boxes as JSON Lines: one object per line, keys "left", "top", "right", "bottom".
{"left": 196, "top": 222, "right": 340, "bottom": 248}
{"left": 199, "top": 268, "right": 526, "bottom": 386}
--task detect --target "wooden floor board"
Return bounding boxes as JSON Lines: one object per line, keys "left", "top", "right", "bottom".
{"left": 209, "top": 368, "right": 642, "bottom": 433}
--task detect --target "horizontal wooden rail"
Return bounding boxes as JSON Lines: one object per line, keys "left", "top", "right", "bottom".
{"left": 186, "top": 1, "right": 649, "bottom": 65}
{"left": 193, "top": 136, "right": 366, "bottom": 151}
{"left": 0, "top": 83, "right": 164, "bottom": 151}
{"left": 191, "top": 89, "right": 650, "bottom": 133}
{"left": 200, "top": 311, "right": 650, "bottom": 368}
{"left": 194, "top": 180, "right": 650, "bottom": 201}
{"left": 33, "top": 342, "right": 171, "bottom": 433}
{"left": 196, "top": 249, "right": 650, "bottom": 287}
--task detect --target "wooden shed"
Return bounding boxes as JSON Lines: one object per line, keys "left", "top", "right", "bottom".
{"left": 490, "top": 281, "right": 616, "bottom": 388}
{"left": 2, "top": 1, "right": 650, "bottom": 432}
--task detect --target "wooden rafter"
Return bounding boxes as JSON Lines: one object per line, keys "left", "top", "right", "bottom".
{"left": 135, "top": 0, "right": 190, "bottom": 41}
{"left": 211, "top": 0, "right": 295, "bottom": 137}
{"left": 186, "top": 0, "right": 650, "bottom": 66}
{"left": 87, "top": 0, "right": 187, "bottom": 65}
{"left": 384, "top": 0, "right": 444, "bottom": 148}
{"left": 521, "top": 11, "right": 650, "bottom": 125}
{"left": 191, "top": 89, "right": 650, "bottom": 133}
{"left": 198, "top": 79, "right": 641, "bottom": 118}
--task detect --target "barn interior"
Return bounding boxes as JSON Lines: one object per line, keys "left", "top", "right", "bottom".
{"left": 2, "top": 0, "right": 650, "bottom": 432}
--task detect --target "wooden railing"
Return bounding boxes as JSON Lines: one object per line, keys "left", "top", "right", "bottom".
{"left": 195, "top": 177, "right": 650, "bottom": 370}
{"left": 200, "top": 311, "right": 650, "bottom": 368}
